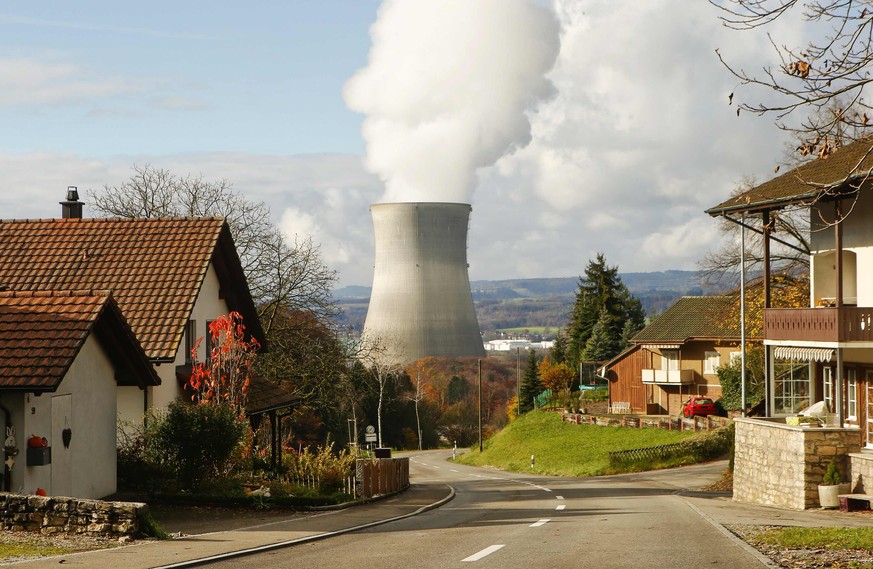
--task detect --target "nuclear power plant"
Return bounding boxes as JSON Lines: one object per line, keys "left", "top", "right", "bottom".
{"left": 362, "top": 202, "right": 486, "bottom": 365}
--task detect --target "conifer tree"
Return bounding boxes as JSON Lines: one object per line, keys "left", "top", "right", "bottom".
{"left": 518, "top": 349, "right": 543, "bottom": 413}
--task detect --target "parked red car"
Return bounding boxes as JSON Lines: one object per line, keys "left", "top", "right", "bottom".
{"left": 682, "top": 396, "right": 717, "bottom": 418}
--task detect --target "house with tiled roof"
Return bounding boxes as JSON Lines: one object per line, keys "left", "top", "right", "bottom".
{"left": 0, "top": 290, "right": 158, "bottom": 498}
{"left": 706, "top": 136, "right": 873, "bottom": 509}
{"left": 600, "top": 296, "right": 740, "bottom": 416}
{"left": 0, "top": 191, "right": 266, "bottom": 426}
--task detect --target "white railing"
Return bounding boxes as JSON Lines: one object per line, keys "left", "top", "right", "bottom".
{"left": 641, "top": 369, "right": 694, "bottom": 385}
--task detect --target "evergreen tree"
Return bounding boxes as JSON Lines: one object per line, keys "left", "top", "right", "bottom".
{"left": 549, "top": 332, "right": 568, "bottom": 364}
{"left": 518, "top": 350, "right": 543, "bottom": 413}
{"left": 566, "top": 253, "right": 645, "bottom": 368}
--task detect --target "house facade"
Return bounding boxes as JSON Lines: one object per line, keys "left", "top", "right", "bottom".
{"left": 0, "top": 201, "right": 266, "bottom": 426}
{"left": 0, "top": 291, "right": 158, "bottom": 498}
{"left": 601, "top": 296, "right": 739, "bottom": 416}
{"left": 707, "top": 136, "right": 873, "bottom": 508}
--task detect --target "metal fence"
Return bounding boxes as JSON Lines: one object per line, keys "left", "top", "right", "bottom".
{"left": 562, "top": 411, "right": 731, "bottom": 432}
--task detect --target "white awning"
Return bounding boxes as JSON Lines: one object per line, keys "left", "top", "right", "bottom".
{"left": 774, "top": 346, "right": 834, "bottom": 362}
{"left": 640, "top": 344, "right": 681, "bottom": 349}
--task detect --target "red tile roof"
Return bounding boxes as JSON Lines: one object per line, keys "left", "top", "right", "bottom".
{"left": 0, "top": 290, "right": 159, "bottom": 391}
{"left": 707, "top": 136, "right": 873, "bottom": 215}
{"left": 0, "top": 217, "right": 265, "bottom": 361}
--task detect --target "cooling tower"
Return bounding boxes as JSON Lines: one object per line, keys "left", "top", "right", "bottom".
{"left": 362, "top": 202, "right": 486, "bottom": 365}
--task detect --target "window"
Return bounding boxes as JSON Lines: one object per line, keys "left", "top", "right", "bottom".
{"left": 848, "top": 368, "right": 858, "bottom": 419}
{"left": 773, "top": 361, "right": 811, "bottom": 415}
{"left": 704, "top": 351, "right": 720, "bottom": 374}
{"left": 661, "top": 350, "right": 679, "bottom": 371}
{"left": 823, "top": 366, "right": 834, "bottom": 413}
{"left": 184, "top": 320, "right": 196, "bottom": 364}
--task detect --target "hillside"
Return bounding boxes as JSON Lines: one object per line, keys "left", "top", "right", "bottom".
{"left": 332, "top": 270, "right": 729, "bottom": 335}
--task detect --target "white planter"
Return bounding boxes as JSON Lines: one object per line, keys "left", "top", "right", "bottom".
{"left": 818, "top": 483, "right": 851, "bottom": 508}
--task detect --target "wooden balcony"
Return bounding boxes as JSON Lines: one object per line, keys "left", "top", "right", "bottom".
{"left": 641, "top": 369, "right": 694, "bottom": 385}
{"left": 764, "top": 307, "right": 873, "bottom": 343}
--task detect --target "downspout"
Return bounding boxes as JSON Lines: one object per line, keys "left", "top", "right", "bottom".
{"left": 835, "top": 199, "right": 845, "bottom": 425}
{"left": 740, "top": 212, "right": 747, "bottom": 417}
{"left": 762, "top": 210, "right": 772, "bottom": 416}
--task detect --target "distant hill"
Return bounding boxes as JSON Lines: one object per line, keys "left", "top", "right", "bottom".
{"left": 332, "top": 270, "right": 731, "bottom": 335}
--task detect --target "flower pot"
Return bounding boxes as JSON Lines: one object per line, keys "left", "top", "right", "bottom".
{"left": 818, "top": 483, "right": 851, "bottom": 508}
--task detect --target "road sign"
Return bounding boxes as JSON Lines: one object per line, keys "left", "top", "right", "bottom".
{"left": 365, "top": 433, "right": 377, "bottom": 442}
{"left": 365, "top": 425, "right": 376, "bottom": 434}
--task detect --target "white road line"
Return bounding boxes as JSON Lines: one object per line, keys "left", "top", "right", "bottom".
{"left": 556, "top": 496, "right": 564, "bottom": 500}
{"left": 450, "top": 469, "right": 459, "bottom": 472}
{"left": 555, "top": 505, "right": 566, "bottom": 511}
{"left": 462, "top": 545, "right": 505, "bottom": 562}
{"left": 432, "top": 465, "right": 441, "bottom": 469}
{"left": 530, "top": 519, "right": 550, "bottom": 527}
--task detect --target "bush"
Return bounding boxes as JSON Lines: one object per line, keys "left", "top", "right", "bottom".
{"left": 152, "top": 401, "right": 246, "bottom": 490}
{"left": 282, "top": 442, "right": 356, "bottom": 493}
{"left": 822, "top": 460, "right": 842, "bottom": 485}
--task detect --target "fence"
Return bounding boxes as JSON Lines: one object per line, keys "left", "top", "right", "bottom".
{"left": 286, "top": 474, "right": 358, "bottom": 497}
{"left": 608, "top": 442, "right": 686, "bottom": 464}
{"left": 356, "top": 457, "right": 410, "bottom": 499}
{"left": 561, "top": 411, "right": 731, "bottom": 432}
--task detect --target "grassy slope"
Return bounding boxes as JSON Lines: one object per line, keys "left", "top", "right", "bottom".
{"left": 457, "top": 410, "right": 698, "bottom": 477}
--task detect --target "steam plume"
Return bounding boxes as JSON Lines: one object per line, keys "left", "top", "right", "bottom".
{"left": 344, "top": 0, "right": 560, "bottom": 203}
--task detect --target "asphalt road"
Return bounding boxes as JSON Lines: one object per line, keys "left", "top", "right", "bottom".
{"left": 208, "top": 450, "right": 766, "bottom": 569}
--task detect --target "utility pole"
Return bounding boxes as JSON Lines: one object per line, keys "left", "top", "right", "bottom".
{"left": 516, "top": 347, "right": 521, "bottom": 418}
{"left": 478, "top": 359, "right": 483, "bottom": 452}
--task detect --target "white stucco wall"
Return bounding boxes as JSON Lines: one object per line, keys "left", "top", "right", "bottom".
{"left": 2, "top": 334, "right": 118, "bottom": 499}
{"left": 118, "top": 262, "right": 231, "bottom": 423}
{"left": 811, "top": 188, "right": 873, "bottom": 306}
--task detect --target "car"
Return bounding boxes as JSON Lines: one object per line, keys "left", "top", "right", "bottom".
{"left": 682, "top": 396, "right": 717, "bottom": 418}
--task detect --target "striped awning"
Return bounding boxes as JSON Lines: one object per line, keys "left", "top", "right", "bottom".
{"left": 774, "top": 346, "right": 834, "bottom": 362}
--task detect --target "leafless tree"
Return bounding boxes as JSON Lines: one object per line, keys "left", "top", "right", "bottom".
{"left": 89, "top": 165, "right": 343, "bottom": 402}
{"left": 700, "top": 177, "right": 811, "bottom": 286}
{"left": 712, "top": 0, "right": 873, "bottom": 160}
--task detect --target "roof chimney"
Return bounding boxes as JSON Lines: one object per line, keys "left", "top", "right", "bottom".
{"left": 60, "top": 186, "right": 83, "bottom": 219}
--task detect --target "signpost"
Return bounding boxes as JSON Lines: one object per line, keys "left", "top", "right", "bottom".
{"left": 364, "top": 424, "right": 377, "bottom": 443}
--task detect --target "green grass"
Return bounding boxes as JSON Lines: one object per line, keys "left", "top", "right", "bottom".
{"left": 458, "top": 410, "right": 699, "bottom": 476}
{"left": 752, "top": 527, "right": 873, "bottom": 550}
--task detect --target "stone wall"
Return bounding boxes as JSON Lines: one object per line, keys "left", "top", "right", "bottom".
{"left": 734, "top": 418, "right": 861, "bottom": 510}
{"left": 849, "top": 453, "right": 873, "bottom": 494}
{"left": 0, "top": 493, "right": 146, "bottom": 536}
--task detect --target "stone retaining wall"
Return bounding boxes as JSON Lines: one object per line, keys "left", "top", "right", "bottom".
{"left": 0, "top": 492, "right": 146, "bottom": 536}
{"left": 733, "top": 418, "right": 861, "bottom": 510}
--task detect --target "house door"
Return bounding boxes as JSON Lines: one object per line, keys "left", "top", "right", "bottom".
{"left": 51, "top": 395, "right": 72, "bottom": 497}
{"left": 866, "top": 371, "right": 873, "bottom": 448}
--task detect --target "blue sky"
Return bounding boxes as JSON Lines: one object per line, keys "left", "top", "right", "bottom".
{"left": 1, "top": 2, "right": 377, "bottom": 156}
{"left": 1, "top": 2, "right": 802, "bottom": 287}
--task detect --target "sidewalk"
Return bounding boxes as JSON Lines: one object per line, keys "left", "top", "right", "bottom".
{"left": 11, "top": 484, "right": 454, "bottom": 569}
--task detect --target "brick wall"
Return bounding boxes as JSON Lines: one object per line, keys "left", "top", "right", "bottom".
{"left": 0, "top": 493, "right": 146, "bottom": 536}
{"left": 734, "top": 418, "right": 861, "bottom": 510}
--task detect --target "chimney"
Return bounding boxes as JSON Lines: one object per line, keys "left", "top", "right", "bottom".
{"left": 60, "top": 186, "right": 83, "bottom": 219}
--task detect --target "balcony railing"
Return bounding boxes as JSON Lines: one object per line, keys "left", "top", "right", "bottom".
{"left": 641, "top": 369, "right": 693, "bottom": 385}
{"left": 764, "top": 307, "right": 873, "bottom": 343}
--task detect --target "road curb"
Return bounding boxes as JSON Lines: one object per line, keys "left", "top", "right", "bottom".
{"left": 152, "top": 484, "right": 456, "bottom": 569}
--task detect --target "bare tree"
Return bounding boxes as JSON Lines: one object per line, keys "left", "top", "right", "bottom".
{"left": 712, "top": 0, "right": 873, "bottom": 159}
{"left": 700, "top": 177, "right": 811, "bottom": 286}
{"left": 89, "top": 165, "right": 343, "bottom": 405}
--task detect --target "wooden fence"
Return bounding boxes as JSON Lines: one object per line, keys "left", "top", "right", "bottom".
{"left": 356, "top": 458, "right": 410, "bottom": 499}
{"left": 561, "top": 411, "right": 731, "bottom": 432}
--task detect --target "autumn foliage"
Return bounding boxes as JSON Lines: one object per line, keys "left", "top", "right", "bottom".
{"left": 188, "top": 312, "right": 260, "bottom": 414}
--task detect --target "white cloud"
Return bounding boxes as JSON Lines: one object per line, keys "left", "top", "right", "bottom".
{"left": 0, "top": 56, "right": 141, "bottom": 106}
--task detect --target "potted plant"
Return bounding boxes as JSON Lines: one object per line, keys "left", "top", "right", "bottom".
{"left": 818, "top": 459, "right": 851, "bottom": 508}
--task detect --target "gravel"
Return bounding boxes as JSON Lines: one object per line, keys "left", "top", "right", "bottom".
{"left": 728, "top": 525, "right": 873, "bottom": 569}
{"left": 0, "top": 531, "right": 129, "bottom": 565}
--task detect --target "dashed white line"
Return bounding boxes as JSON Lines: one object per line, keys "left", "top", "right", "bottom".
{"left": 450, "top": 469, "right": 459, "bottom": 472}
{"left": 555, "top": 505, "right": 566, "bottom": 511}
{"left": 530, "top": 519, "right": 551, "bottom": 527}
{"left": 462, "top": 545, "right": 505, "bottom": 562}
{"left": 556, "top": 495, "right": 564, "bottom": 500}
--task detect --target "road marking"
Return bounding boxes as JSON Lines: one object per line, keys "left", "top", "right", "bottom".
{"left": 462, "top": 545, "right": 505, "bottom": 562}
{"left": 432, "top": 465, "right": 441, "bottom": 469}
{"left": 556, "top": 505, "right": 566, "bottom": 511}
{"left": 556, "top": 496, "right": 564, "bottom": 500}
{"left": 530, "top": 519, "right": 550, "bottom": 527}
{"left": 450, "top": 469, "right": 459, "bottom": 472}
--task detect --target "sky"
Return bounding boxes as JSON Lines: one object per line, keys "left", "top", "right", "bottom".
{"left": 0, "top": 1, "right": 803, "bottom": 287}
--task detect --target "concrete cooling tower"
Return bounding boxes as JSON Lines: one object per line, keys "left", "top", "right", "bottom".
{"left": 362, "top": 202, "right": 486, "bottom": 365}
